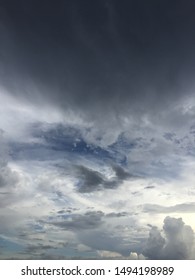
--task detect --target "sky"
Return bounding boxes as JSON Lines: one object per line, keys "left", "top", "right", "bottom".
{"left": 1, "top": 0, "right": 195, "bottom": 259}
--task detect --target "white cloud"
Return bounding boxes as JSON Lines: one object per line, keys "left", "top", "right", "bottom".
{"left": 97, "top": 250, "right": 123, "bottom": 259}
{"left": 129, "top": 252, "right": 146, "bottom": 260}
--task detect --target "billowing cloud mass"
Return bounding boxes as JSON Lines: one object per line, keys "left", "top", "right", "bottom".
{"left": 144, "top": 217, "right": 195, "bottom": 259}
{"left": 0, "top": 0, "right": 195, "bottom": 259}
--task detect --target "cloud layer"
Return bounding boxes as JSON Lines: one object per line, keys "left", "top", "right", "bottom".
{"left": 0, "top": 0, "right": 195, "bottom": 259}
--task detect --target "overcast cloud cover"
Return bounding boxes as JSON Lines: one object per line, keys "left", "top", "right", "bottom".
{"left": 1, "top": 0, "right": 195, "bottom": 259}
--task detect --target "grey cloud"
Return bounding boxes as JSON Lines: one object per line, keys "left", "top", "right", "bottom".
{"left": 144, "top": 186, "right": 155, "bottom": 189}
{"left": 49, "top": 211, "right": 104, "bottom": 231}
{"left": 25, "top": 244, "right": 57, "bottom": 253}
{"left": 0, "top": 166, "right": 18, "bottom": 190}
{"left": 1, "top": 1, "right": 195, "bottom": 171}
{"left": 75, "top": 164, "right": 132, "bottom": 193}
{"left": 143, "top": 226, "right": 165, "bottom": 260}
{"left": 0, "top": 132, "right": 19, "bottom": 200}
{"left": 0, "top": 149, "right": 22, "bottom": 208}
{"left": 45, "top": 210, "right": 129, "bottom": 232}
{"left": 79, "top": 230, "right": 130, "bottom": 256}
{"left": 144, "top": 216, "right": 195, "bottom": 259}
{"left": 106, "top": 212, "right": 128, "bottom": 218}
{"left": 44, "top": 209, "right": 135, "bottom": 257}
{"left": 57, "top": 210, "right": 71, "bottom": 214}
{"left": 0, "top": 130, "right": 9, "bottom": 167}
{"left": 162, "top": 216, "right": 194, "bottom": 259}
{"left": 111, "top": 165, "right": 132, "bottom": 180}
{"left": 76, "top": 165, "right": 107, "bottom": 193}
{"left": 143, "top": 202, "right": 195, "bottom": 213}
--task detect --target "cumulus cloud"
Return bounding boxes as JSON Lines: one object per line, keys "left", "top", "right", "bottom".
{"left": 162, "top": 216, "right": 194, "bottom": 259}
{"left": 144, "top": 216, "right": 195, "bottom": 259}
{"left": 143, "top": 226, "right": 165, "bottom": 260}
{"left": 97, "top": 250, "right": 123, "bottom": 259}
{"left": 97, "top": 250, "right": 146, "bottom": 260}
{"left": 129, "top": 252, "right": 146, "bottom": 260}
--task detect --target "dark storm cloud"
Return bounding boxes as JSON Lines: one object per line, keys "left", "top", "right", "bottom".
{"left": 75, "top": 164, "right": 132, "bottom": 193}
{"left": 144, "top": 216, "right": 195, "bottom": 259}
{"left": 1, "top": 0, "right": 195, "bottom": 118}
